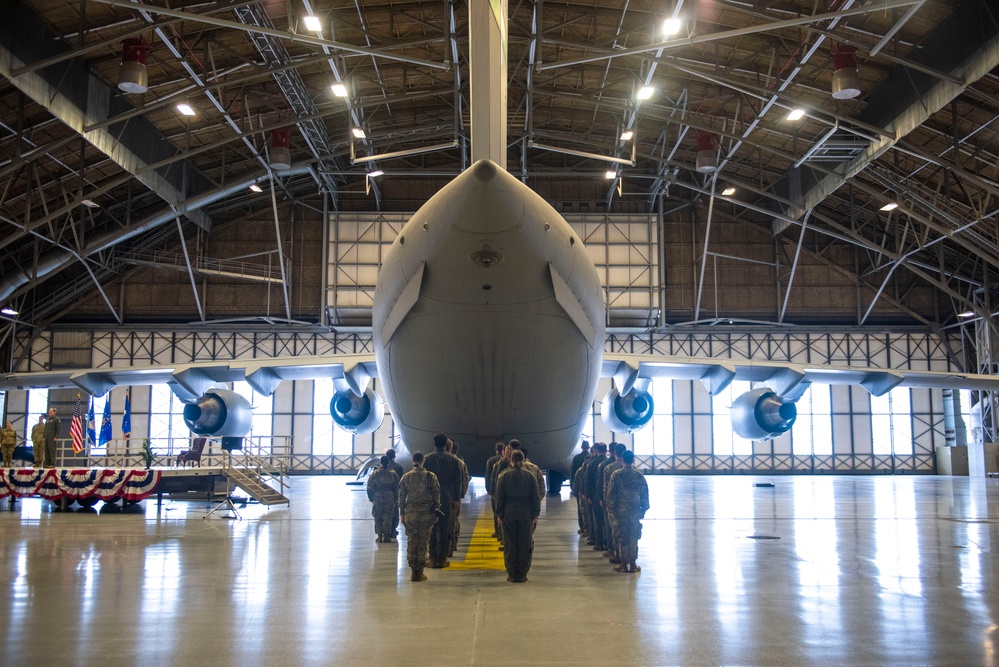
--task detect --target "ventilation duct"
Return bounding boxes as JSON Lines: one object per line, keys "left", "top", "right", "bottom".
{"left": 269, "top": 129, "right": 292, "bottom": 170}
{"left": 831, "top": 45, "right": 861, "bottom": 100}
{"left": 695, "top": 132, "right": 718, "bottom": 173}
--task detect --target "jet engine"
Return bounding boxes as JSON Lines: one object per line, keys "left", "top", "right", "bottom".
{"left": 183, "top": 388, "right": 253, "bottom": 437}
{"left": 601, "top": 387, "right": 654, "bottom": 433}
{"left": 330, "top": 387, "right": 384, "bottom": 434}
{"left": 730, "top": 387, "right": 797, "bottom": 440}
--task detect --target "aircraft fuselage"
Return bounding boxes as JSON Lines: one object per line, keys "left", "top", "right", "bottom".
{"left": 372, "top": 160, "right": 605, "bottom": 475}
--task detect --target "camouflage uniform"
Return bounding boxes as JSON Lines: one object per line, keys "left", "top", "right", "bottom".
{"left": 387, "top": 459, "right": 405, "bottom": 536}
{"left": 523, "top": 459, "right": 546, "bottom": 500}
{"left": 591, "top": 455, "right": 615, "bottom": 550}
{"left": 494, "top": 465, "right": 541, "bottom": 582}
{"left": 573, "top": 459, "right": 594, "bottom": 540}
{"left": 601, "top": 456, "right": 624, "bottom": 559}
{"left": 490, "top": 457, "right": 511, "bottom": 544}
{"left": 423, "top": 449, "right": 463, "bottom": 567}
{"left": 366, "top": 466, "right": 400, "bottom": 542}
{"left": 606, "top": 464, "right": 650, "bottom": 572}
{"left": 582, "top": 453, "right": 607, "bottom": 544}
{"left": 485, "top": 451, "right": 504, "bottom": 536}
{"left": 1, "top": 425, "right": 16, "bottom": 468}
{"left": 31, "top": 421, "right": 45, "bottom": 467}
{"left": 398, "top": 466, "right": 441, "bottom": 580}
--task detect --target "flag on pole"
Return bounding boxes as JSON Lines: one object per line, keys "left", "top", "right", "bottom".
{"left": 70, "top": 394, "right": 85, "bottom": 454}
{"left": 122, "top": 390, "right": 132, "bottom": 440}
{"left": 86, "top": 398, "right": 96, "bottom": 449}
{"left": 98, "top": 397, "right": 113, "bottom": 448}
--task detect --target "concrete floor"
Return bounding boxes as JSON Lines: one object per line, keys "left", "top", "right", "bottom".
{"left": 1, "top": 473, "right": 998, "bottom": 666}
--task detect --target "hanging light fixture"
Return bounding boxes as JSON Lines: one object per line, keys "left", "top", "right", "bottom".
{"left": 831, "top": 44, "right": 861, "bottom": 100}
{"left": 117, "top": 38, "right": 149, "bottom": 94}
{"left": 695, "top": 132, "right": 718, "bottom": 173}
{"left": 269, "top": 129, "right": 292, "bottom": 170}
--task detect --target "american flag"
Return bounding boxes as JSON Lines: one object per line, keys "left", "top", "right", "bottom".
{"left": 70, "top": 394, "right": 85, "bottom": 453}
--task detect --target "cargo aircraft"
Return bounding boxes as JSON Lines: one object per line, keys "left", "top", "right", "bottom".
{"left": 2, "top": 0, "right": 998, "bottom": 484}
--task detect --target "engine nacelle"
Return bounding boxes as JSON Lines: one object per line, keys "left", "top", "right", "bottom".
{"left": 730, "top": 387, "right": 797, "bottom": 440}
{"left": 182, "top": 388, "right": 253, "bottom": 437}
{"left": 330, "top": 387, "right": 384, "bottom": 434}
{"left": 601, "top": 387, "right": 654, "bottom": 433}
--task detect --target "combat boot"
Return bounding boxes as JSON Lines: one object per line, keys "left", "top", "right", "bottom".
{"left": 411, "top": 567, "right": 426, "bottom": 581}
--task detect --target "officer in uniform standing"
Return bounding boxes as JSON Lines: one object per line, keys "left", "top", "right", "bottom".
{"left": 606, "top": 450, "right": 650, "bottom": 573}
{"left": 569, "top": 441, "right": 590, "bottom": 534}
{"left": 42, "top": 408, "right": 61, "bottom": 468}
{"left": 385, "top": 449, "right": 405, "bottom": 538}
{"left": 494, "top": 450, "right": 541, "bottom": 582}
{"left": 398, "top": 452, "right": 441, "bottom": 582}
{"left": 1, "top": 421, "right": 17, "bottom": 468}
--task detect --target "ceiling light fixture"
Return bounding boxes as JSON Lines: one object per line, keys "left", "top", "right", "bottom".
{"left": 1, "top": 307, "right": 17, "bottom": 316}
{"left": 176, "top": 103, "right": 196, "bottom": 116}
{"left": 368, "top": 169, "right": 384, "bottom": 178}
{"left": 81, "top": 199, "right": 99, "bottom": 208}
{"left": 620, "top": 130, "right": 634, "bottom": 141}
{"left": 787, "top": 108, "right": 805, "bottom": 121}
{"left": 721, "top": 186, "right": 736, "bottom": 196}
{"left": 958, "top": 311, "right": 976, "bottom": 318}
{"left": 303, "top": 15, "right": 322, "bottom": 32}
{"left": 880, "top": 202, "right": 898, "bottom": 211}
{"left": 663, "top": 18, "right": 682, "bottom": 36}
{"left": 352, "top": 128, "right": 366, "bottom": 139}
{"left": 605, "top": 170, "right": 618, "bottom": 180}
{"left": 249, "top": 184, "right": 263, "bottom": 193}
{"left": 636, "top": 86, "right": 654, "bottom": 100}
{"left": 331, "top": 83, "right": 348, "bottom": 97}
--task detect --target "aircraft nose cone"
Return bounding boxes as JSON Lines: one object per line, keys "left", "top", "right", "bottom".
{"left": 470, "top": 159, "right": 499, "bottom": 181}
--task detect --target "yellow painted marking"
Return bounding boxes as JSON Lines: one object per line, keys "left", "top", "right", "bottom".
{"left": 447, "top": 502, "right": 506, "bottom": 570}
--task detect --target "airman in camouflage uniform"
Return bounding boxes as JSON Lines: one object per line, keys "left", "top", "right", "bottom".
{"left": 583, "top": 443, "right": 608, "bottom": 546}
{"left": 485, "top": 442, "right": 505, "bottom": 538}
{"left": 606, "top": 450, "right": 649, "bottom": 573}
{"left": 31, "top": 416, "right": 45, "bottom": 468}
{"left": 520, "top": 447, "right": 546, "bottom": 500}
{"left": 398, "top": 451, "right": 441, "bottom": 582}
{"left": 424, "top": 433, "right": 463, "bottom": 568}
{"left": 570, "top": 441, "right": 590, "bottom": 534}
{"left": 1, "top": 421, "right": 17, "bottom": 468}
{"left": 367, "top": 455, "right": 400, "bottom": 543}
{"left": 386, "top": 449, "right": 405, "bottom": 537}
{"left": 600, "top": 443, "right": 626, "bottom": 564}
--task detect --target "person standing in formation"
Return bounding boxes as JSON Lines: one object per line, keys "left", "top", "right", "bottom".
{"left": 494, "top": 450, "right": 541, "bottom": 583}
{"left": 385, "top": 449, "right": 405, "bottom": 539}
{"left": 422, "top": 433, "right": 463, "bottom": 568}
{"left": 367, "top": 455, "right": 400, "bottom": 543}
{"left": 606, "top": 450, "right": 650, "bottom": 573}
{"left": 570, "top": 441, "right": 590, "bottom": 534}
{"left": 398, "top": 452, "right": 441, "bottom": 582}
{"left": 42, "top": 408, "right": 60, "bottom": 468}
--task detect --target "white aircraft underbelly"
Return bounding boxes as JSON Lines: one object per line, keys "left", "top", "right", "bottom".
{"left": 372, "top": 160, "right": 605, "bottom": 474}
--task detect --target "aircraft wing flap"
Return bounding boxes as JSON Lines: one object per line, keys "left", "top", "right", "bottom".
{"left": 0, "top": 354, "right": 378, "bottom": 397}
{"left": 604, "top": 352, "right": 999, "bottom": 397}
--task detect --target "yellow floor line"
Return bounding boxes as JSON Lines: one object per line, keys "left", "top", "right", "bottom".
{"left": 447, "top": 503, "right": 506, "bottom": 571}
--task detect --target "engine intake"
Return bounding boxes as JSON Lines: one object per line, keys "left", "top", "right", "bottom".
{"left": 730, "top": 388, "right": 797, "bottom": 440}
{"left": 330, "top": 387, "right": 384, "bottom": 434}
{"left": 600, "top": 387, "right": 654, "bottom": 433}
{"left": 182, "top": 388, "right": 253, "bottom": 437}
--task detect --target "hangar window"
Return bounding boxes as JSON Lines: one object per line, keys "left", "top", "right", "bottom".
{"left": 149, "top": 385, "right": 187, "bottom": 455}
{"left": 25, "top": 388, "right": 49, "bottom": 441}
{"left": 632, "top": 379, "right": 673, "bottom": 456}
{"left": 233, "top": 381, "right": 273, "bottom": 450}
{"left": 871, "top": 388, "right": 912, "bottom": 456}
{"left": 791, "top": 385, "right": 833, "bottom": 456}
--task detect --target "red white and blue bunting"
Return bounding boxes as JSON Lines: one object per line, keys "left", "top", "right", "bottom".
{"left": 0, "top": 468, "right": 162, "bottom": 502}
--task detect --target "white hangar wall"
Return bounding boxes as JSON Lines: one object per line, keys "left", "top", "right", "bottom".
{"left": 2, "top": 328, "right": 953, "bottom": 474}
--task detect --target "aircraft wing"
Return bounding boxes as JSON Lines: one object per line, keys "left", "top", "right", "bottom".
{"left": 0, "top": 354, "right": 378, "bottom": 402}
{"left": 602, "top": 353, "right": 999, "bottom": 400}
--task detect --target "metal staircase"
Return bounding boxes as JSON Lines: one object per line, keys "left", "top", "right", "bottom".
{"left": 220, "top": 448, "right": 290, "bottom": 507}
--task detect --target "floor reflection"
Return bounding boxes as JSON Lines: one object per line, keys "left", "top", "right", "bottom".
{"left": 0, "top": 474, "right": 997, "bottom": 665}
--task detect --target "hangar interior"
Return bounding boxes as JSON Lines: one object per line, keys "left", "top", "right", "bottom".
{"left": 1, "top": 0, "right": 999, "bottom": 473}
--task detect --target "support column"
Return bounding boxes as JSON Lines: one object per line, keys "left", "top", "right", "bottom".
{"left": 469, "top": 0, "right": 507, "bottom": 169}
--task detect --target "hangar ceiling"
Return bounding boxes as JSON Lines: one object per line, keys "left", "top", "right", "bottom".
{"left": 1, "top": 0, "right": 999, "bottom": 348}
